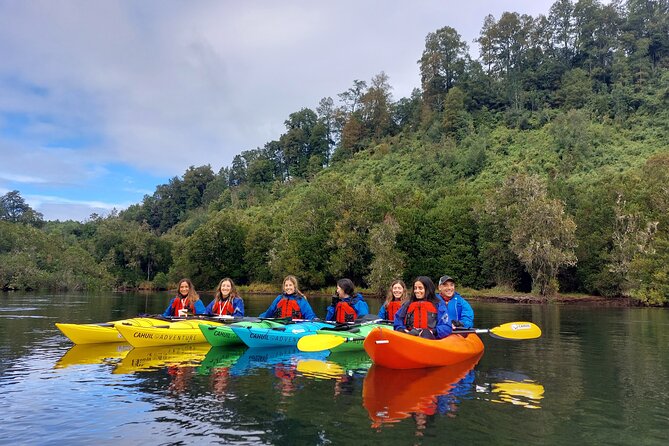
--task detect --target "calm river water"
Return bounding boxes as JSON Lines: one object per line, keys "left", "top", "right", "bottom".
{"left": 0, "top": 291, "right": 667, "bottom": 445}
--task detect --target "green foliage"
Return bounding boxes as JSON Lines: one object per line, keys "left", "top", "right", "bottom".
{"left": 0, "top": 190, "right": 44, "bottom": 227}
{"left": 169, "top": 212, "right": 246, "bottom": 288}
{"left": 0, "top": 221, "right": 112, "bottom": 290}
{"left": 5, "top": 1, "right": 669, "bottom": 304}
{"left": 365, "top": 214, "right": 405, "bottom": 297}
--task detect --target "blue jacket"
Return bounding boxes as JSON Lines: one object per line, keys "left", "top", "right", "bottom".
{"left": 259, "top": 293, "right": 317, "bottom": 320}
{"left": 162, "top": 297, "right": 207, "bottom": 317}
{"left": 205, "top": 296, "right": 244, "bottom": 317}
{"left": 437, "top": 292, "right": 474, "bottom": 329}
{"left": 393, "top": 299, "right": 452, "bottom": 339}
{"left": 325, "top": 293, "right": 369, "bottom": 322}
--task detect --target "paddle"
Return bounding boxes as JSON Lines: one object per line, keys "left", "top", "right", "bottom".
{"left": 297, "top": 333, "right": 365, "bottom": 352}
{"left": 297, "top": 318, "right": 387, "bottom": 352}
{"left": 454, "top": 321, "right": 542, "bottom": 340}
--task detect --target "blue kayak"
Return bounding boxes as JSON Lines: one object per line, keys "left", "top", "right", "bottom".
{"left": 231, "top": 321, "right": 331, "bottom": 348}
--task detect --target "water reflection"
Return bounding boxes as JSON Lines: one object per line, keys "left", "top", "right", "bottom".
{"left": 113, "top": 343, "right": 211, "bottom": 374}
{"left": 54, "top": 342, "right": 132, "bottom": 368}
{"left": 362, "top": 354, "right": 482, "bottom": 428}
{"left": 490, "top": 380, "right": 544, "bottom": 408}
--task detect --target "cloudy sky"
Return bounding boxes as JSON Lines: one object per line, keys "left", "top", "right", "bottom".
{"left": 0, "top": 0, "right": 556, "bottom": 221}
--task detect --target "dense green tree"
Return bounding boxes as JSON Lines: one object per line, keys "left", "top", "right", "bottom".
{"left": 0, "top": 190, "right": 43, "bottom": 227}
{"left": 420, "top": 26, "right": 469, "bottom": 116}
{"left": 365, "top": 214, "right": 405, "bottom": 297}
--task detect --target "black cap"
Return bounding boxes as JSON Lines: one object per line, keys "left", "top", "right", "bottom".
{"left": 438, "top": 275, "right": 454, "bottom": 285}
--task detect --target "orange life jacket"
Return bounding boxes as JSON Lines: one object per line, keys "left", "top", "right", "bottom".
{"left": 212, "top": 298, "right": 234, "bottom": 316}
{"left": 335, "top": 299, "right": 358, "bottom": 324}
{"left": 404, "top": 301, "right": 438, "bottom": 330}
{"left": 171, "top": 297, "right": 195, "bottom": 315}
{"left": 386, "top": 299, "right": 403, "bottom": 321}
{"left": 276, "top": 297, "right": 302, "bottom": 319}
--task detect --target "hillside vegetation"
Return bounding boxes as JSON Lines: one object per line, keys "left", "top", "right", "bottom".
{"left": 2, "top": 0, "right": 668, "bottom": 304}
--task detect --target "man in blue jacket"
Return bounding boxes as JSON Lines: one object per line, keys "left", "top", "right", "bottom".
{"left": 437, "top": 275, "right": 474, "bottom": 329}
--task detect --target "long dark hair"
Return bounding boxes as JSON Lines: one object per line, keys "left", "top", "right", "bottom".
{"left": 410, "top": 276, "right": 439, "bottom": 305}
{"left": 214, "top": 277, "right": 239, "bottom": 302}
{"left": 337, "top": 278, "right": 356, "bottom": 298}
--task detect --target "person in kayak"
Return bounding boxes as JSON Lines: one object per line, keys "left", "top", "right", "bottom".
{"left": 259, "top": 275, "right": 317, "bottom": 320}
{"left": 378, "top": 280, "right": 408, "bottom": 322}
{"left": 325, "top": 278, "right": 370, "bottom": 323}
{"left": 394, "top": 276, "right": 452, "bottom": 339}
{"left": 163, "top": 278, "right": 206, "bottom": 317}
{"left": 206, "top": 277, "right": 244, "bottom": 317}
{"left": 437, "top": 275, "right": 474, "bottom": 329}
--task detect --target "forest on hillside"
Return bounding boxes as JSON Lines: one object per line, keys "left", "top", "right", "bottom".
{"left": 2, "top": 0, "right": 668, "bottom": 304}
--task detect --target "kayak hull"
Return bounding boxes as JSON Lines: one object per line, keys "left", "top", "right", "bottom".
{"left": 363, "top": 327, "right": 484, "bottom": 369}
{"left": 115, "top": 320, "right": 222, "bottom": 347}
{"left": 55, "top": 318, "right": 167, "bottom": 344}
{"left": 231, "top": 321, "right": 331, "bottom": 348}
{"left": 199, "top": 319, "right": 288, "bottom": 347}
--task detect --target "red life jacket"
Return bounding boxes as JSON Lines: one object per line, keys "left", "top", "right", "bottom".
{"left": 386, "top": 299, "right": 403, "bottom": 321}
{"left": 276, "top": 297, "right": 302, "bottom": 319}
{"left": 212, "top": 298, "right": 234, "bottom": 316}
{"left": 171, "top": 297, "right": 195, "bottom": 315}
{"left": 335, "top": 299, "right": 358, "bottom": 324}
{"left": 404, "top": 300, "right": 438, "bottom": 330}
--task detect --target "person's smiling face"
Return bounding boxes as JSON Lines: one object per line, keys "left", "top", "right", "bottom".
{"left": 414, "top": 281, "right": 425, "bottom": 300}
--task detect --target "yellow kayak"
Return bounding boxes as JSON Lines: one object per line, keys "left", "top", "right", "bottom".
{"left": 115, "top": 319, "right": 222, "bottom": 347}
{"left": 113, "top": 343, "right": 212, "bottom": 374}
{"left": 55, "top": 317, "right": 168, "bottom": 345}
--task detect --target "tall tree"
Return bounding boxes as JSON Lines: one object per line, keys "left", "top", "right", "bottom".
{"left": 419, "top": 26, "right": 469, "bottom": 115}
{"left": 0, "top": 190, "right": 44, "bottom": 227}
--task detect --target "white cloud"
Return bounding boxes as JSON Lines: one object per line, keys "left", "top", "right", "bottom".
{"left": 0, "top": 0, "right": 557, "bottom": 220}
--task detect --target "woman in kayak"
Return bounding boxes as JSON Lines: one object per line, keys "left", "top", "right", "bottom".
{"left": 325, "top": 278, "right": 369, "bottom": 323}
{"left": 162, "top": 278, "right": 206, "bottom": 317}
{"left": 378, "top": 280, "right": 407, "bottom": 322}
{"left": 259, "top": 275, "right": 317, "bottom": 320}
{"left": 393, "top": 276, "right": 452, "bottom": 339}
{"left": 206, "top": 277, "right": 244, "bottom": 317}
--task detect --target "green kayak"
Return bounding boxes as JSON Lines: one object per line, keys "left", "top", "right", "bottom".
{"left": 309, "top": 322, "right": 390, "bottom": 353}
{"left": 199, "top": 318, "right": 290, "bottom": 347}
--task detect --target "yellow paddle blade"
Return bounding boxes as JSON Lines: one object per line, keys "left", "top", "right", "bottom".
{"left": 489, "top": 322, "right": 542, "bottom": 340}
{"left": 297, "top": 334, "right": 347, "bottom": 352}
{"left": 296, "top": 359, "right": 345, "bottom": 378}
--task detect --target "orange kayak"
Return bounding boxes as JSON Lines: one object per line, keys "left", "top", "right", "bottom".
{"left": 363, "top": 353, "right": 482, "bottom": 426}
{"left": 363, "top": 326, "right": 484, "bottom": 369}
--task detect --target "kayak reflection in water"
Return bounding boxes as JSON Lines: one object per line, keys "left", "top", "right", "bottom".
{"left": 393, "top": 276, "right": 452, "bottom": 339}
{"left": 259, "top": 275, "right": 317, "bottom": 320}
{"left": 362, "top": 354, "right": 481, "bottom": 428}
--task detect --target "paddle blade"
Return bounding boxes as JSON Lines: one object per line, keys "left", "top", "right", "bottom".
{"left": 297, "top": 334, "right": 346, "bottom": 352}
{"left": 489, "top": 322, "right": 542, "bottom": 340}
